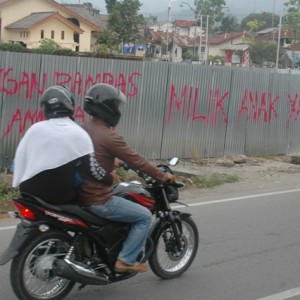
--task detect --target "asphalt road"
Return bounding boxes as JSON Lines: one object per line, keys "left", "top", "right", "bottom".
{"left": 2, "top": 182, "right": 300, "bottom": 300}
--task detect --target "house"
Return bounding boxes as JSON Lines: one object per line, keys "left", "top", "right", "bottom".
{"left": 149, "top": 21, "right": 174, "bottom": 33}
{"left": 254, "top": 27, "right": 293, "bottom": 48}
{"left": 172, "top": 34, "right": 195, "bottom": 62}
{"left": 173, "top": 19, "right": 201, "bottom": 37}
{"left": 254, "top": 27, "right": 300, "bottom": 68}
{"left": 208, "top": 32, "right": 250, "bottom": 66}
{"left": 148, "top": 17, "right": 250, "bottom": 65}
{"left": 0, "top": 0, "right": 102, "bottom": 52}
{"left": 171, "top": 31, "right": 249, "bottom": 65}
{"left": 148, "top": 19, "right": 204, "bottom": 62}
{"left": 149, "top": 31, "right": 174, "bottom": 60}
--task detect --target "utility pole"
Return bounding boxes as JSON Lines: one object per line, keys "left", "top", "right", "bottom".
{"left": 199, "top": 15, "right": 202, "bottom": 63}
{"left": 166, "top": 0, "right": 171, "bottom": 61}
{"left": 272, "top": 0, "right": 275, "bottom": 28}
{"left": 180, "top": 1, "right": 202, "bottom": 63}
{"left": 276, "top": 13, "right": 282, "bottom": 69}
{"left": 205, "top": 15, "right": 209, "bottom": 64}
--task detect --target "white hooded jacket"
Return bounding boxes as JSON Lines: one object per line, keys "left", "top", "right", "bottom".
{"left": 12, "top": 117, "right": 94, "bottom": 187}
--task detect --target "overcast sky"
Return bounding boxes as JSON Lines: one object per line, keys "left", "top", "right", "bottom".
{"left": 61, "top": 0, "right": 287, "bottom": 19}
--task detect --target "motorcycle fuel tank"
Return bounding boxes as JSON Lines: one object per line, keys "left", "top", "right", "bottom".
{"left": 113, "top": 182, "right": 156, "bottom": 211}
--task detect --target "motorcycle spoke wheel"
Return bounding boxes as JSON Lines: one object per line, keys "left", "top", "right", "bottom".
{"left": 149, "top": 217, "right": 198, "bottom": 279}
{"left": 11, "top": 231, "right": 75, "bottom": 300}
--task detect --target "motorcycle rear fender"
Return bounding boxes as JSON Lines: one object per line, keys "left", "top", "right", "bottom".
{"left": 0, "top": 222, "right": 39, "bottom": 265}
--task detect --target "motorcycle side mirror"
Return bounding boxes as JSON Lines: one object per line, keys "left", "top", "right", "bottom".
{"left": 169, "top": 157, "right": 179, "bottom": 166}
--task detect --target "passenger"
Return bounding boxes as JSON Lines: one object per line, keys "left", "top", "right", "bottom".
{"left": 12, "top": 85, "right": 114, "bottom": 204}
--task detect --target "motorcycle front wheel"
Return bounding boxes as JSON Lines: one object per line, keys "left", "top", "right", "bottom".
{"left": 10, "top": 231, "right": 76, "bottom": 300}
{"left": 149, "top": 216, "right": 199, "bottom": 279}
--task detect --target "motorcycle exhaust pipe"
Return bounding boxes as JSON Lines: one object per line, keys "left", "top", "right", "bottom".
{"left": 53, "top": 258, "right": 110, "bottom": 285}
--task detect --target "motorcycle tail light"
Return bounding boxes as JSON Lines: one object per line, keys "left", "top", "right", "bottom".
{"left": 13, "top": 201, "right": 36, "bottom": 220}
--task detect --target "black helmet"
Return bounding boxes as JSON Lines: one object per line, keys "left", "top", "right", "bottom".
{"left": 40, "top": 85, "right": 75, "bottom": 119}
{"left": 84, "top": 83, "right": 126, "bottom": 127}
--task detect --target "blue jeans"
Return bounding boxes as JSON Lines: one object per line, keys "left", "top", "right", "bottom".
{"left": 89, "top": 196, "right": 152, "bottom": 265}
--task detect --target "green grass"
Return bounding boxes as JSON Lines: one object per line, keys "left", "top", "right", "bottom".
{"left": 0, "top": 180, "right": 19, "bottom": 203}
{"left": 174, "top": 172, "right": 239, "bottom": 188}
{"left": 257, "top": 154, "right": 277, "bottom": 160}
{"left": 189, "top": 173, "right": 239, "bottom": 188}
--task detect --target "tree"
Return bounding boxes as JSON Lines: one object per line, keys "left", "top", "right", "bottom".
{"left": 249, "top": 42, "right": 284, "bottom": 65}
{"left": 31, "top": 39, "right": 73, "bottom": 55}
{"left": 38, "top": 38, "right": 59, "bottom": 50}
{"left": 105, "top": 0, "right": 117, "bottom": 13}
{"left": 285, "top": 0, "right": 300, "bottom": 10}
{"left": 193, "top": 0, "right": 227, "bottom": 27}
{"left": 97, "top": 29, "right": 120, "bottom": 54}
{"left": 241, "top": 12, "right": 280, "bottom": 31}
{"left": 105, "top": 0, "right": 143, "bottom": 43}
{"left": 217, "top": 15, "right": 240, "bottom": 33}
{"left": 284, "top": 0, "right": 300, "bottom": 39}
{"left": 246, "top": 19, "right": 266, "bottom": 33}
{"left": 148, "top": 14, "right": 158, "bottom": 24}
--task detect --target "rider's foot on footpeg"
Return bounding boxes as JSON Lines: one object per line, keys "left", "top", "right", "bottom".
{"left": 114, "top": 259, "right": 148, "bottom": 273}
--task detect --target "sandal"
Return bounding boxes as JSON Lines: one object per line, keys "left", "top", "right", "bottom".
{"left": 114, "top": 260, "right": 149, "bottom": 273}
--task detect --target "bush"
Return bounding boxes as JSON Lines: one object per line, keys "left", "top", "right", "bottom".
{"left": 182, "top": 50, "right": 194, "bottom": 60}
{"left": 30, "top": 48, "right": 74, "bottom": 56}
{"left": 0, "top": 41, "right": 74, "bottom": 56}
{"left": 0, "top": 43, "right": 28, "bottom": 52}
{"left": 0, "top": 180, "right": 19, "bottom": 203}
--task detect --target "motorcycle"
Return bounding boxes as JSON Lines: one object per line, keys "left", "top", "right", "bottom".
{"left": 0, "top": 158, "right": 199, "bottom": 300}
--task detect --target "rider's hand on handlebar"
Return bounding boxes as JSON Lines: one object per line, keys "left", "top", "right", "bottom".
{"left": 164, "top": 173, "right": 176, "bottom": 183}
{"left": 114, "top": 158, "right": 122, "bottom": 168}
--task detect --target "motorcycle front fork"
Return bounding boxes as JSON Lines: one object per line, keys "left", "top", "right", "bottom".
{"left": 157, "top": 210, "right": 184, "bottom": 251}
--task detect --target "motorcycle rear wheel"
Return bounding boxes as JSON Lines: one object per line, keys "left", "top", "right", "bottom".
{"left": 149, "top": 216, "right": 198, "bottom": 279}
{"left": 10, "top": 231, "right": 76, "bottom": 300}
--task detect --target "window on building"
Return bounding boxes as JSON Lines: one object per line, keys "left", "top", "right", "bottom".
{"left": 51, "top": 30, "right": 54, "bottom": 39}
{"left": 61, "top": 31, "right": 65, "bottom": 40}
{"left": 41, "top": 30, "right": 44, "bottom": 39}
{"left": 20, "top": 31, "right": 28, "bottom": 38}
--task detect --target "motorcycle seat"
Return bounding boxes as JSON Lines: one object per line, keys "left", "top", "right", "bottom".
{"left": 60, "top": 205, "right": 109, "bottom": 226}
{"left": 20, "top": 193, "right": 109, "bottom": 226}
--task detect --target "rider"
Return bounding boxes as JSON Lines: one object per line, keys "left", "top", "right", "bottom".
{"left": 79, "top": 83, "right": 176, "bottom": 273}
{"left": 12, "top": 85, "right": 114, "bottom": 204}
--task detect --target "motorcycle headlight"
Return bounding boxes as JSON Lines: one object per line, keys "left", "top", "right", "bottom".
{"left": 165, "top": 185, "right": 179, "bottom": 202}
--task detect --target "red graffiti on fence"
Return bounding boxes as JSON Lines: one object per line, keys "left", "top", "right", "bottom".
{"left": 0, "top": 68, "right": 47, "bottom": 99}
{"left": 54, "top": 71, "right": 141, "bottom": 97}
{"left": 2, "top": 108, "right": 45, "bottom": 137}
{"left": 2, "top": 106, "right": 86, "bottom": 137}
{"left": 287, "top": 93, "right": 300, "bottom": 123}
{"left": 167, "top": 84, "right": 229, "bottom": 126}
{"left": 237, "top": 90, "right": 279, "bottom": 122}
{"left": 0, "top": 68, "right": 141, "bottom": 100}
{"left": 1, "top": 81, "right": 297, "bottom": 138}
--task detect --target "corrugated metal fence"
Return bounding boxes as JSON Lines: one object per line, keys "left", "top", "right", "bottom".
{"left": 1, "top": 51, "right": 300, "bottom": 170}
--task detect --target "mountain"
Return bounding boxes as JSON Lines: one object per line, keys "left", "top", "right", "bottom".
{"left": 141, "top": 0, "right": 287, "bottom": 22}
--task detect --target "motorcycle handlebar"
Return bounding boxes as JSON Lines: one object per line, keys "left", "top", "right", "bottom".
{"left": 119, "top": 162, "right": 151, "bottom": 182}
{"left": 119, "top": 162, "right": 184, "bottom": 188}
